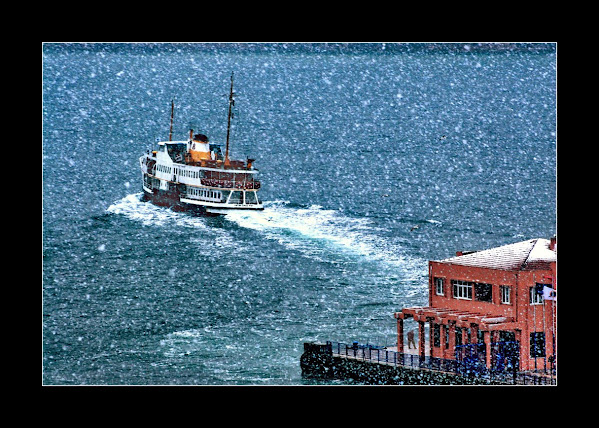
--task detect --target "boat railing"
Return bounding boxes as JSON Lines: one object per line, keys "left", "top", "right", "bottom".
{"left": 200, "top": 178, "right": 261, "bottom": 190}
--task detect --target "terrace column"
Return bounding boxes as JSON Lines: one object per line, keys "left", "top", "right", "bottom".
{"left": 440, "top": 324, "right": 447, "bottom": 355}
{"left": 428, "top": 318, "right": 435, "bottom": 357}
{"left": 397, "top": 317, "right": 404, "bottom": 353}
{"left": 484, "top": 331, "right": 492, "bottom": 369}
{"left": 447, "top": 321, "right": 456, "bottom": 359}
{"left": 418, "top": 320, "right": 426, "bottom": 360}
{"left": 470, "top": 324, "right": 479, "bottom": 344}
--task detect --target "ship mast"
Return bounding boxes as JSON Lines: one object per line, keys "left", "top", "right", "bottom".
{"left": 224, "top": 72, "right": 234, "bottom": 167}
{"left": 168, "top": 99, "right": 174, "bottom": 141}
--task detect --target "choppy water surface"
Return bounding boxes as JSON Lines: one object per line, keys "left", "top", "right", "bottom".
{"left": 42, "top": 43, "right": 556, "bottom": 384}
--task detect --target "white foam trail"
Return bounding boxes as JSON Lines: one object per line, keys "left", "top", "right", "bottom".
{"left": 107, "top": 193, "right": 210, "bottom": 230}
{"left": 107, "top": 195, "right": 426, "bottom": 281}
{"left": 106, "top": 193, "right": 239, "bottom": 251}
{"left": 225, "top": 201, "right": 425, "bottom": 276}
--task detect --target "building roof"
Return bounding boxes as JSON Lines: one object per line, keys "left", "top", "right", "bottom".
{"left": 437, "top": 238, "right": 556, "bottom": 271}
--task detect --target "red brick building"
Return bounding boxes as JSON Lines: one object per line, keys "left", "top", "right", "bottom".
{"left": 394, "top": 237, "right": 556, "bottom": 374}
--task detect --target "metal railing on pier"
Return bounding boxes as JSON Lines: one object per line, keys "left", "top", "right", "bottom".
{"left": 326, "top": 341, "right": 555, "bottom": 385}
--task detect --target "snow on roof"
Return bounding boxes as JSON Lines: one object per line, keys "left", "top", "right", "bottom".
{"left": 438, "top": 238, "right": 556, "bottom": 271}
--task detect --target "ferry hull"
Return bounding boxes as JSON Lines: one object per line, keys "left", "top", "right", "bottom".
{"left": 141, "top": 184, "right": 263, "bottom": 216}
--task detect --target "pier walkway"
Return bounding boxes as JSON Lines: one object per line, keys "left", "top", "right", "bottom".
{"left": 323, "top": 341, "right": 556, "bottom": 385}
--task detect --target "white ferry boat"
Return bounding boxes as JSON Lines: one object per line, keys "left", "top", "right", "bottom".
{"left": 139, "top": 73, "right": 263, "bottom": 215}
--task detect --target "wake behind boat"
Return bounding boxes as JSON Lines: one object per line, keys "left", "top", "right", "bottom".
{"left": 139, "top": 72, "right": 264, "bottom": 215}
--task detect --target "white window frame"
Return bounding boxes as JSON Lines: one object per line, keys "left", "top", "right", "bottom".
{"left": 434, "top": 277, "right": 445, "bottom": 296}
{"left": 530, "top": 286, "right": 543, "bottom": 305}
{"left": 500, "top": 285, "right": 511, "bottom": 304}
{"left": 452, "top": 280, "right": 472, "bottom": 300}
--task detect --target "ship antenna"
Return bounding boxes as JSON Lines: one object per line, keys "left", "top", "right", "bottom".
{"left": 168, "top": 99, "right": 175, "bottom": 141}
{"left": 224, "top": 72, "right": 234, "bottom": 167}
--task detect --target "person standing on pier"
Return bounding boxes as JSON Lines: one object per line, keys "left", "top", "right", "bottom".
{"left": 407, "top": 330, "right": 416, "bottom": 349}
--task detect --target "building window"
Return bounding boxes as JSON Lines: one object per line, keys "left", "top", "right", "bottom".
{"left": 452, "top": 280, "right": 472, "bottom": 300}
{"left": 434, "top": 277, "right": 445, "bottom": 296}
{"left": 500, "top": 286, "right": 511, "bottom": 304}
{"left": 530, "top": 332, "right": 546, "bottom": 358}
{"left": 530, "top": 286, "right": 544, "bottom": 305}
{"left": 475, "top": 283, "right": 493, "bottom": 303}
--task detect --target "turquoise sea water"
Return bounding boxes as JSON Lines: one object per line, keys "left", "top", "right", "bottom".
{"left": 42, "top": 43, "right": 556, "bottom": 384}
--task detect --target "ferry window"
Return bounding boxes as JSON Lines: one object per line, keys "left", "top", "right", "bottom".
{"left": 530, "top": 332, "right": 546, "bottom": 358}
{"left": 500, "top": 286, "right": 511, "bottom": 304}
{"left": 475, "top": 283, "right": 492, "bottom": 303}
{"left": 434, "top": 277, "right": 445, "bottom": 296}
{"left": 229, "top": 191, "right": 242, "bottom": 204}
{"left": 452, "top": 280, "right": 472, "bottom": 300}
{"left": 245, "top": 191, "right": 257, "bottom": 204}
{"left": 167, "top": 143, "right": 187, "bottom": 161}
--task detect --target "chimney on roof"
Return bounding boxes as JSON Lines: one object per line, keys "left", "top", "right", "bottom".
{"left": 550, "top": 235, "right": 557, "bottom": 251}
{"left": 455, "top": 250, "right": 477, "bottom": 257}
